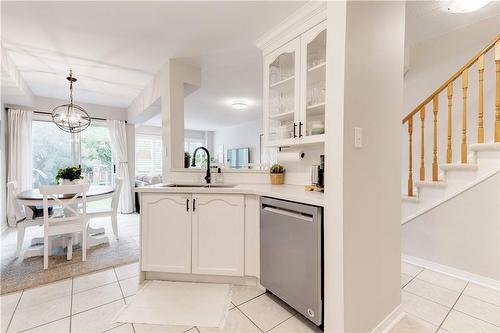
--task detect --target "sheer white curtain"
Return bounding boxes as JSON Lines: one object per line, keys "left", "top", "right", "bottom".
{"left": 7, "top": 109, "right": 33, "bottom": 226}
{"left": 107, "top": 120, "right": 134, "bottom": 213}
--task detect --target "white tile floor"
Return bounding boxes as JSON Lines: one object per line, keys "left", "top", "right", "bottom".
{"left": 1, "top": 261, "right": 499, "bottom": 333}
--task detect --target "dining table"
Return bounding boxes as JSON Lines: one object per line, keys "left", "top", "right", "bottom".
{"left": 16, "top": 185, "right": 115, "bottom": 259}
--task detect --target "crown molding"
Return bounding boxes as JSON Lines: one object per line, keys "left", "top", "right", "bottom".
{"left": 254, "top": 1, "right": 327, "bottom": 55}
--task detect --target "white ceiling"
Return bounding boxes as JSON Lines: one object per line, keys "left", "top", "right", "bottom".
{"left": 3, "top": 1, "right": 499, "bottom": 129}
{"left": 1, "top": 1, "right": 305, "bottom": 110}
{"left": 405, "top": 1, "right": 500, "bottom": 47}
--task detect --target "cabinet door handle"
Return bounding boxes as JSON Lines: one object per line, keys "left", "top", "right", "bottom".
{"left": 293, "top": 123, "right": 297, "bottom": 138}
{"left": 193, "top": 198, "right": 196, "bottom": 212}
{"left": 299, "top": 122, "right": 303, "bottom": 138}
{"left": 186, "top": 198, "right": 190, "bottom": 212}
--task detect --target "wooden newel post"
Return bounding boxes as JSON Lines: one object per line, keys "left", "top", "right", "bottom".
{"left": 432, "top": 96, "right": 438, "bottom": 181}
{"left": 461, "top": 68, "right": 468, "bottom": 163}
{"left": 478, "top": 55, "right": 485, "bottom": 143}
{"left": 495, "top": 41, "right": 500, "bottom": 142}
{"left": 447, "top": 83, "right": 453, "bottom": 163}
{"left": 420, "top": 107, "right": 426, "bottom": 181}
{"left": 408, "top": 117, "right": 414, "bottom": 197}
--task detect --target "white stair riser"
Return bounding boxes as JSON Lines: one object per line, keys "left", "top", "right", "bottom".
{"left": 476, "top": 151, "right": 500, "bottom": 167}
{"left": 417, "top": 187, "right": 446, "bottom": 201}
{"left": 444, "top": 170, "right": 479, "bottom": 183}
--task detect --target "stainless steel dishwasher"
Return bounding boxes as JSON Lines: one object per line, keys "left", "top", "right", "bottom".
{"left": 260, "top": 197, "right": 323, "bottom": 326}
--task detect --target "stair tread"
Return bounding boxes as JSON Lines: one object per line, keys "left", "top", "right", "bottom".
{"left": 470, "top": 142, "right": 500, "bottom": 152}
{"left": 414, "top": 180, "right": 447, "bottom": 188}
{"left": 439, "top": 163, "right": 478, "bottom": 171}
{"left": 402, "top": 195, "right": 419, "bottom": 203}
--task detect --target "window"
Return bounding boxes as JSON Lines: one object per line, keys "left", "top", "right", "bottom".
{"left": 184, "top": 138, "right": 206, "bottom": 166}
{"left": 136, "top": 134, "right": 162, "bottom": 175}
{"left": 32, "top": 118, "right": 113, "bottom": 187}
{"left": 32, "top": 120, "right": 74, "bottom": 187}
{"left": 81, "top": 123, "right": 113, "bottom": 186}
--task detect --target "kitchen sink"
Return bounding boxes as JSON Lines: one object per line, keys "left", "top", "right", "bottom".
{"left": 161, "top": 183, "right": 237, "bottom": 188}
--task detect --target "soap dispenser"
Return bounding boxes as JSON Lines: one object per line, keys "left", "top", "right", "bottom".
{"left": 215, "top": 168, "right": 224, "bottom": 184}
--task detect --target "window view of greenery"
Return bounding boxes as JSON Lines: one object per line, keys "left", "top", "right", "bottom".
{"left": 136, "top": 134, "right": 162, "bottom": 175}
{"left": 184, "top": 140, "right": 207, "bottom": 166}
{"left": 81, "top": 124, "right": 113, "bottom": 186}
{"left": 32, "top": 121, "right": 73, "bottom": 187}
{"left": 32, "top": 120, "right": 113, "bottom": 188}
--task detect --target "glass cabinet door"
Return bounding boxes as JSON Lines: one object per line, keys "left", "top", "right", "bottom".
{"left": 301, "top": 22, "right": 326, "bottom": 140}
{"left": 264, "top": 38, "right": 301, "bottom": 145}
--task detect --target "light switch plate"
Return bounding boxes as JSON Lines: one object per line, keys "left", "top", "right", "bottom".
{"left": 354, "top": 127, "right": 362, "bottom": 148}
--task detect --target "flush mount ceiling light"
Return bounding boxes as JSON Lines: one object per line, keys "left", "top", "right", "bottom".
{"left": 231, "top": 100, "right": 248, "bottom": 110}
{"left": 447, "top": 0, "right": 491, "bottom": 13}
{"left": 51, "top": 70, "right": 91, "bottom": 133}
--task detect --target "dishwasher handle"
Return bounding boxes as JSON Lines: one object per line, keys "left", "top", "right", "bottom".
{"left": 262, "top": 206, "right": 313, "bottom": 222}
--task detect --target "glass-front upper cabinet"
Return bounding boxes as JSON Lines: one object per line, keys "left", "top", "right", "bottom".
{"left": 263, "top": 37, "right": 301, "bottom": 146}
{"left": 300, "top": 21, "right": 326, "bottom": 141}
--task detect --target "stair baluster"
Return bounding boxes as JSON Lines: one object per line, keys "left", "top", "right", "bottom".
{"left": 461, "top": 68, "right": 468, "bottom": 163}
{"left": 447, "top": 83, "right": 453, "bottom": 163}
{"left": 433, "top": 96, "right": 438, "bottom": 181}
{"left": 420, "top": 107, "right": 425, "bottom": 181}
{"left": 478, "top": 55, "right": 484, "bottom": 143}
{"left": 408, "top": 117, "right": 414, "bottom": 197}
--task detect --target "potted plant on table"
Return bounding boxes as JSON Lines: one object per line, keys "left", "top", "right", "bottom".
{"left": 270, "top": 164, "right": 285, "bottom": 185}
{"left": 56, "top": 166, "right": 83, "bottom": 185}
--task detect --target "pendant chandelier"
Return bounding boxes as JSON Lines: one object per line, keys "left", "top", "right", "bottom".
{"left": 51, "top": 70, "right": 91, "bottom": 133}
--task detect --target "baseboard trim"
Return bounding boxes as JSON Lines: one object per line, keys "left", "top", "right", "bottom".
{"left": 371, "top": 305, "right": 405, "bottom": 333}
{"left": 402, "top": 254, "right": 500, "bottom": 291}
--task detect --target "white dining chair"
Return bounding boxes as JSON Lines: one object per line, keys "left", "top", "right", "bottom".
{"left": 39, "top": 183, "right": 90, "bottom": 269}
{"left": 87, "top": 177, "right": 123, "bottom": 240}
{"left": 7, "top": 181, "right": 44, "bottom": 258}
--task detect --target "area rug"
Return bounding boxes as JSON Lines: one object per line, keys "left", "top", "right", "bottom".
{"left": 1, "top": 215, "right": 139, "bottom": 294}
{"left": 115, "top": 281, "right": 232, "bottom": 328}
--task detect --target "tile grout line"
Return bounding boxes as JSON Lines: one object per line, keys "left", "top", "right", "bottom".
{"left": 17, "top": 316, "right": 72, "bottom": 333}
{"left": 113, "top": 266, "right": 126, "bottom": 300}
{"left": 402, "top": 289, "right": 456, "bottom": 309}
{"left": 265, "top": 314, "right": 297, "bottom": 333}
{"left": 71, "top": 298, "right": 125, "bottom": 317}
{"left": 5, "top": 289, "right": 24, "bottom": 333}
{"left": 451, "top": 307, "right": 500, "bottom": 329}
{"left": 436, "top": 281, "right": 468, "bottom": 332}
{"left": 234, "top": 306, "right": 265, "bottom": 333}
{"left": 232, "top": 291, "right": 266, "bottom": 307}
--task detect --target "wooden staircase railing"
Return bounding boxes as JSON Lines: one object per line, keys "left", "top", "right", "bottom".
{"left": 403, "top": 35, "right": 500, "bottom": 197}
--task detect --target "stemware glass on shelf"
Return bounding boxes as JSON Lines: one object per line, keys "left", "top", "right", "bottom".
{"left": 307, "top": 81, "right": 326, "bottom": 106}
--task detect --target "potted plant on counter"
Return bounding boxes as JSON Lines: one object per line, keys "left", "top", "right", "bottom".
{"left": 56, "top": 166, "right": 83, "bottom": 185}
{"left": 270, "top": 164, "right": 285, "bottom": 185}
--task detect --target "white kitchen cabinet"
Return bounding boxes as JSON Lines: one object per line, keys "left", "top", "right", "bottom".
{"left": 263, "top": 37, "right": 301, "bottom": 147}
{"left": 299, "top": 20, "right": 327, "bottom": 144}
{"left": 191, "top": 194, "right": 245, "bottom": 276}
{"left": 141, "top": 193, "right": 191, "bottom": 273}
{"left": 258, "top": 4, "right": 326, "bottom": 147}
{"left": 141, "top": 192, "right": 245, "bottom": 277}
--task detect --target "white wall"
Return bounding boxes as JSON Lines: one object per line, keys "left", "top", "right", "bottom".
{"left": 212, "top": 119, "right": 261, "bottom": 165}
{"left": 402, "top": 16, "right": 499, "bottom": 192}
{"left": 324, "top": 2, "right": 405, "bottom": 332}
{"left": 402, "top": 172, "right": 500, "bottom": 281}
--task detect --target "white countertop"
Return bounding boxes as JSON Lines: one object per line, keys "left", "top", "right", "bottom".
{"left": 135, "top": 183, "right": 324, "bottom": 207}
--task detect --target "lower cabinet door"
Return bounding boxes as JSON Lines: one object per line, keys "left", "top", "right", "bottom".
{"left": 192, "top": 194, "right": 245, "bottom": 276}
{"left": 141, "top": 193, "right": 191, "bottom": 273}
